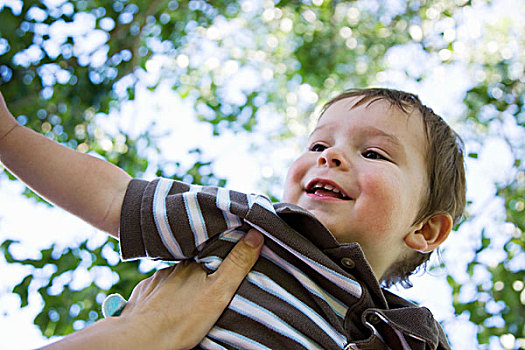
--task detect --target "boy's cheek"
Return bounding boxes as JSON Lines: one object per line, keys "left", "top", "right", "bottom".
{"left": 282, "top": 172, "right": 299, "bottom": 202}
{"left": 358, "top": 175, "right": 405, "bottom": 224}
{"left": 360, "top": 172, "right": 398, "bottom": 199}
{"left": 283, "top": 158, "right": 308, "bottom": 196}
{"left": 282, "top": 181, "right": 302, "bottom": 203}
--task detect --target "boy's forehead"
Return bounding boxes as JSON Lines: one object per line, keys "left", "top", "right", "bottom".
{"left": 314, "top": 96, "right": 428, "bottom": 151}
{"left": 316, "top": 96, "right": 412, "bottom": 130}
{"left": 322, "top": 95, "right": 414, "bottom": 119}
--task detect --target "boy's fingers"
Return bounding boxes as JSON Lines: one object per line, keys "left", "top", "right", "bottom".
{"left": 212, "top": 229, "right": 264, "bottom": 289}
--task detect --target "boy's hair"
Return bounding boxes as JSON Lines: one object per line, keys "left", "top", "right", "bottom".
{"left": 320, "top": 88, "right": 466, "bottom": 287}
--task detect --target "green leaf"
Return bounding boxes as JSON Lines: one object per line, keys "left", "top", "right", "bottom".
{"left": 13, "top": 275, "right": 33, "bottom": 307}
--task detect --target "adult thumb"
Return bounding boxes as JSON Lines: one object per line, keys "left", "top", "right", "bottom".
{"left": 212, "top": 229, "right": 264, "bottom": 287}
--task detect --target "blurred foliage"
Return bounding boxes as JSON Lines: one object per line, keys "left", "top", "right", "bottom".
{"left": 0, "top": 0, "right": 524, "bottom": 348}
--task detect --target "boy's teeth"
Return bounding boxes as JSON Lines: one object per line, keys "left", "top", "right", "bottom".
{"left": 313, "top": 182, "right": 342, "bottom": 194}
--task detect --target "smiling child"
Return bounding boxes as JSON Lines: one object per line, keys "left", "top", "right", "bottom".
{"left": 0, "top": 88, "right": 464, "bottom": 349}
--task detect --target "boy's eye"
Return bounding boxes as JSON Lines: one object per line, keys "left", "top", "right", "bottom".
{"left": 310, "top": 143, "right": 327, "bottom": 152}
{"left": 362, "top": 150, "right": 388, "bottom": 161}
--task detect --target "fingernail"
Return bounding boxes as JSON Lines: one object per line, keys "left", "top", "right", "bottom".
{"left": 244, "top": 230, "right": 263, "bottom": 248}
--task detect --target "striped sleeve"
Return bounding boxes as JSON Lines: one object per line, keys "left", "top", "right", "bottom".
{"left": 119, "top": 178, "right": 250, "bottom": 260}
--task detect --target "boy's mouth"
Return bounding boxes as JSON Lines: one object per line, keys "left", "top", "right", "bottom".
{"left": 306, "top": 180, "right": 351, "bottom": 200}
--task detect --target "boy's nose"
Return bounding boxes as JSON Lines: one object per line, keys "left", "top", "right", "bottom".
{"left": 317, "top": 148, "right": 348, "bottom": 169}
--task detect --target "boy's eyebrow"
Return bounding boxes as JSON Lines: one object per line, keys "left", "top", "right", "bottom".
{"left": 311, "top": 124, "right": 406, "bottom": 158}
{"left": 362, "top": 127, "right": 408, "bottom": 158}
{"left": 361, "top": 127, "right": 402, "bottom": 148}
{"left": 312, "top": 124, "right": 402, "bottom": 148}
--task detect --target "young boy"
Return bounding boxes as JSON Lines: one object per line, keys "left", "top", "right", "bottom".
{"left": 0, "top": 88, "right": 465, "bottom": 349}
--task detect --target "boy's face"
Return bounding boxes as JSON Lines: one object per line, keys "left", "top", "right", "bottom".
{"left": 282, "top": 97, "right": 429, "bottom": 277}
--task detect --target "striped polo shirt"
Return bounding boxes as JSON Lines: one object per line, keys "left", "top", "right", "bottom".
{"left": 119, "top": 178, "right": 450, "bottom": 350}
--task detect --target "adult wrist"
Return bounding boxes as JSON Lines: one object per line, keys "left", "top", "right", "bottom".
{"left": 118, "top": 310, "right": 175, "bottom": 350}
{"left": 121, "top": 306, "right": 190, "bottom": 350}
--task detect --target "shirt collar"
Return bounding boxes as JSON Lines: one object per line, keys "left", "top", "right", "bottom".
{"left": 274, "top": 202, "right": 340, "bottom": 249}
{"left": 274, "top": 202, "right": 449, "bottom": 348}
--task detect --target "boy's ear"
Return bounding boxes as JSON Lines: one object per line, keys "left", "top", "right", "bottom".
{"left": 404, "top": 213, "right": 453, "bottom": 253}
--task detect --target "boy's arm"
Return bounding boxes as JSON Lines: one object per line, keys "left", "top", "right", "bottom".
{"left": 0, "top": 92, "right": 131, "bottom": 238}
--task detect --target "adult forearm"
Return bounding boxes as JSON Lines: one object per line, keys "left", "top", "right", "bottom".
{"left": 39, "top": 316, "right": 169, "bottom": 350}
{"left": 39, "top": 230, "right": 265, "bottom": 350}
{"left": 0, "top": 123, "right": 130, "bottom": 237}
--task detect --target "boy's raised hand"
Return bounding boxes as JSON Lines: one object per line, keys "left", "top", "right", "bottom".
{"left": 0, "top": 90, "right": 131, "bottom": 238}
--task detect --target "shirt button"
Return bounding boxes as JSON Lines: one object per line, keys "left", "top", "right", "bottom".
{"left": 367, "top": 313, "right": 381, "bottom": 325}
{"left": 341, "top": 257, "right": 355, "bottom": 269}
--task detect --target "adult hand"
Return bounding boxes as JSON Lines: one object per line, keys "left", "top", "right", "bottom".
{"left": 40, "top": 229, "right": 264, "bottom": 350}
{"left": 123, "top": 228, "right": 265, "bottom": 349}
